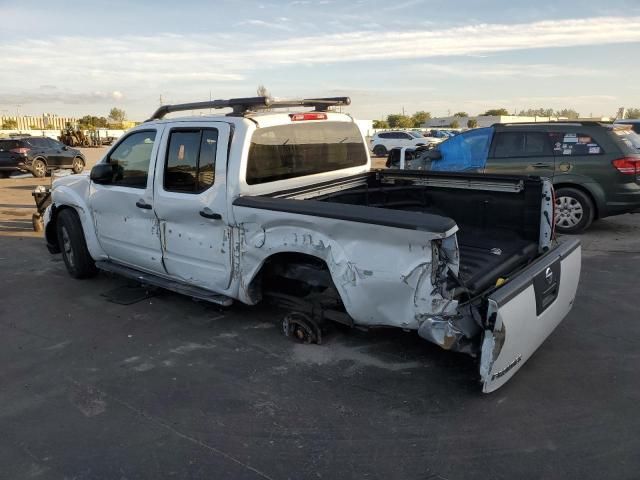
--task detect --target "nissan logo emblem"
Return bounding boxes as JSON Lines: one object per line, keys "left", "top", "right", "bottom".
{"left": 545, "top": 267, "right": 554, "bottom": 285}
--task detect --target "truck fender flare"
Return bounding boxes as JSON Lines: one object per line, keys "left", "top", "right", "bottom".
{"left": 49, "top": 186, "right": 107, "bottom": 260}
{"left": 237, "top": 226, "right": 352, "bottom": 309}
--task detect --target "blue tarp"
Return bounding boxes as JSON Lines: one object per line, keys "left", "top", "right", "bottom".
{"left": 430, "top": 127, "right": 494, "bottom": 172}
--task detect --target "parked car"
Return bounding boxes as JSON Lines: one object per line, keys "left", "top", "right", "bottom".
{"left": 614, "top": 119, "right": 640, "bottom": 134}
{"left": 43, "top": 96, "right": 581, "bottom": 392}
{"left": 370, "top": 130, "right": 441, "bottom": 156}
{"left": 427, "top": 129, "right": 455, "bottom": 139}
{"left": 0, "top": 136, "right": 86, "bottom": 178}
{"left": 390, "top": 122, "right": 640, "bottom": 234}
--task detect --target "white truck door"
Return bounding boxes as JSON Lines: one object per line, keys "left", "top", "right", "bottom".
{"left": 479, "top": 239, "right": 581, "bottom": 393}
{"left": 152, "top": 122, "right": 233, "bottom": 293}
{"left": 89, "top": 129, "right": 165, "bottom": 274}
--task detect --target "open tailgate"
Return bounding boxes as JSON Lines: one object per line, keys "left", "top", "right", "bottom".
{"left": 479, "top": 238, "right": 581, "bottom": 393}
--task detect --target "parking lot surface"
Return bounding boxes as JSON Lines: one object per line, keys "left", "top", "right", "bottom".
{"left": 1, "top": 150, "right": 639, "bottom": 479}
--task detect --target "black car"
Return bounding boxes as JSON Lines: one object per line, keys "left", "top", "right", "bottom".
{"left": 0, "top": 136, "right": 86, "bottom": 178}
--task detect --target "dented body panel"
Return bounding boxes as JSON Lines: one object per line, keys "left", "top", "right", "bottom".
{"left": 233, "top": 204, "right": 459, "bottom": 329}
{"left": 44, "top": 107, "right": 581, "bottom": 392}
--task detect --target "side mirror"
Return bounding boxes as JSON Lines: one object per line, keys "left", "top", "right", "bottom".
{"left": 90, "top": 163, "right": 113, "bottom": 184}
{"left": 62, "top": 146, "right": 69, "bottom": 151}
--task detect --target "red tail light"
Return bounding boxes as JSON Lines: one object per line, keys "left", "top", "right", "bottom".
{"left": 612, "top": 157, "right": 640, "bottom": 175}
{"left": 289, "top": 113, "right": 327, "bottom": 121}
{"left": 9, "top": 147, "right": 30, "bottom": 155}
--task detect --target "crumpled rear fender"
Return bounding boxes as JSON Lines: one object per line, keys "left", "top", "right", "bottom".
{"left": 236, "top": 212, "right": 459, "bottom": 330}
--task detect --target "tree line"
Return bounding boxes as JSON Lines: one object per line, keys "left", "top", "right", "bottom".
{"left": 1, "top": 107, "right": 127, "bottom": 130}
{"left": 372, "top": 107, "right": 640, "bottom": 130}
{"left": 77, "top": 108, "right": 127, "bottom": 129}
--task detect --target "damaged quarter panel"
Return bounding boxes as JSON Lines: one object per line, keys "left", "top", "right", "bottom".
{"left": 233, "top": 200, "right": 460, "bottom": 330}
{"left": 47, "top": 174, "right": 107, "bottom": 260}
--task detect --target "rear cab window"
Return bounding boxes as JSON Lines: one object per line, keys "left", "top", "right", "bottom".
{"left": 246, "top": 121, "right": 368, "bottom": 185}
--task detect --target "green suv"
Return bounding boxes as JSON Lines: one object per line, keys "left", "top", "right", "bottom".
{"left": 423, "top": 122, "right": 640, "bottom": 233}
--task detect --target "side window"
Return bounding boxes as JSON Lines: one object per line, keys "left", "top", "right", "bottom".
{"left": 493, "top": 132, "right": 552, "bottom": 158}
{"left": 432, "top": 127, "right": 494, "bottom": 172}
{"left": 550, "top": 132, "right": 604, "bottom": 156}
{"left": 403, "top": 133, "right": 413, "bottom": 140}
{"left": 47, "top": 138, "right": 62, "bottom": 149}
{"left": 164, "top": 128, "right": 217, "bottom": 193}
{"left": 27, "top": 138, "right": 46, "bottom": 149}
{"left": 493, "top": 132, "right": 525, "bottom": 158}
{"left": 107, "top": 131, "right": 156, "bottom": 188}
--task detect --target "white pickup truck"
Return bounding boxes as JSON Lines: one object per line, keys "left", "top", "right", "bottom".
{"left": 43, "top": 96, "right": 581, "bottom": 392}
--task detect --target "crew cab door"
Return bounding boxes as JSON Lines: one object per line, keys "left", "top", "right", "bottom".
{"left": 89, "top": 129, "right": 165, "bottom": 274}
{"left": 480, "top": 239, "right": 581, "bottom": 392}
{"left": 485, "top": 131, "right": 555, "bottom": 178}
{"left": 152, "top": 122, "right": 232, "bottom": 293}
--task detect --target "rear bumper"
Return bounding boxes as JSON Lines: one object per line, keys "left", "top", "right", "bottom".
{"left": 601, "top": 183, "right": 640, "bottom": 217}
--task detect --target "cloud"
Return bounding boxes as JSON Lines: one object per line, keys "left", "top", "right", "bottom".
{"left": 407, "top": 62, "right": 611, "bottom": 79}
{"left": 235, "top": 19, "right": 293, "bottom": 31}
{"left": 254, "top": 16, "right": 640, "bottom": 64}
{"left": 0, "top": 15, "right": 638, "bottom": 115}
{"left": 0, "top": 90, "right": 127, "bottom": 105}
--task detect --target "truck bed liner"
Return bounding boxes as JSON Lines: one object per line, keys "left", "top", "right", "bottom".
{"left": 456, "top": 228, "right": 538, "bottom": 292}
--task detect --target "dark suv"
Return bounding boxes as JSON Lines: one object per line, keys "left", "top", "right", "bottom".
{"left": 408, "top": 122, "right": 640, "bottom": 233}
{"left": 0, "top": 136, "right": 86, "bottom": 178}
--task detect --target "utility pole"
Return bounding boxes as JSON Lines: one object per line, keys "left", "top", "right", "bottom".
{"left": 16, "top": 104, "right": 22, "bottom": 130}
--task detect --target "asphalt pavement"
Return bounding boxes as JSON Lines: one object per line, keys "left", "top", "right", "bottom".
{"left": 0, "top": 151, "right": 639, "bottom": 479}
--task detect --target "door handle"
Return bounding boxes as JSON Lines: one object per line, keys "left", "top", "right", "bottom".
{"left": 135, "top": 199, "right": 152, "bottom": 210}
{"left": 200, "top": 208, "right": 221, "bottom": 220}
{"left": 532, "top": 163, "right": 551, "bottom": 168}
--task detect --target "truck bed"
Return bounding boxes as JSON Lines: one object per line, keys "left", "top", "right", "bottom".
{"left": 234, "top": 170, "right": 546, "bottom": 295}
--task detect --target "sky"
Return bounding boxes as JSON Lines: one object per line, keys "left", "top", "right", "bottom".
{"left": 1, "top": 0, "right": 639, "bottom": 121}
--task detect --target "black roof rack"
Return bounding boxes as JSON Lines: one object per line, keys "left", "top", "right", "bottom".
{"left": 145, "top": 96, "right": 351, "bottom": 122}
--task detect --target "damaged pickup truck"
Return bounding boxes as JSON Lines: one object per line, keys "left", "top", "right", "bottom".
{"left": 43, "top": 96, "right": 581, "bottom": 392}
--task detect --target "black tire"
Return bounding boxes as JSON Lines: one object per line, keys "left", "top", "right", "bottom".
{"left": 72, "top": 156, "right": 85, "bottom": 174}
{"left": 31, "top": 158, "right": 47, "bottom": 178}
{"left": 555, "top": 187, "right": 594, "bottom": 234}
{"left": 56, "top": 209, "right": 97, "bottom": 278}
{"left": 373, "top": 145, "right": 387, "bottom": 157}
{"left": 0, "top": 172, "right": 10, "bottom": 178}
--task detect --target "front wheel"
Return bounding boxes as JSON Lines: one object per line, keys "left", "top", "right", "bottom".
{"left": 555, "top": 187, "right": 594, "bottom": 234}
{"left": 56, "top": 209, "right": 97, "bottom": 278}
{"left": 72, "top": 157, "right": 85, "bottom": 174}
{"left": 31, "top": 159, "right": 47, "bottom": 178}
